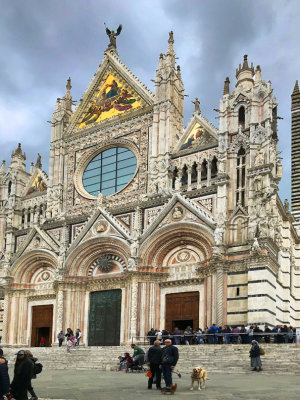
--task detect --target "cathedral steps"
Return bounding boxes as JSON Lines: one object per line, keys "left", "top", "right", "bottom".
{"left": 2, "top": 344, "right": 300, "bottom": 374}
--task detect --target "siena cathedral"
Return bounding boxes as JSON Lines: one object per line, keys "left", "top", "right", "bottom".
{"left": 0, "top": 30, "right": 300, "bottom": 347}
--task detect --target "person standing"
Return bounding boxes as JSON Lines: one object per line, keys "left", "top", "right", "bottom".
{"left": 25, "top": 350, "right": 39, "bottom": 400}
{"left": 0, "top": 349, "right": 10, "bottom": 400}
{"left": 39, "top": 336, "right": 45, "bottom": 347}
{"left": 160, "top": 339, "right": 179, "bottom": 392}
{"left": 10, "top": 350, "right": 34, "bottom": 400}
{"left": 147, "top": 328, "right": 156, "bottom": 345}
{"left": 147, "top": 340, "right": 162, "bottom": 390}
{"left": 249, "top": 340, "right": 262, "bottom": 372}
{"left": 57, "top": 331, "right": 64, "bottom": 347}
{"left": 172, "top": 327, "right": 182, "bottom": 345}
{"left": 75, "top": 329, "right": 82, "bottom": 346}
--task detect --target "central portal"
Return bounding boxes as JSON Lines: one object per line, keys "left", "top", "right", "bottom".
{"left": 165, "top": 291, "right": 199, "bottom": 332}
{"left": 31, "top": 304, "right": 53, "bottom": 347}
{"left": 88, "top": 289, "right": 122, "bottom": 346}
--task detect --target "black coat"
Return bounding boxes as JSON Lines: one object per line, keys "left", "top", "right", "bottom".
{"left": 161, "top": 345, "right": 179, "bottom": 366}
{"left": 148, "top": 345, "right": 163, "bottom": 365}
{"left": 250, "top": 344, "right": 260, "bottom": 358}
{"left": 10, "top": 357, "right": 34, "bottom": 399}
{"left": 0, "top": 359, "right": 10, "bottom": 396}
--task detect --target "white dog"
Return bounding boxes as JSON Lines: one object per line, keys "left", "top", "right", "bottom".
{"left": 190, "top": 367, "right": 208, "bottom": 391}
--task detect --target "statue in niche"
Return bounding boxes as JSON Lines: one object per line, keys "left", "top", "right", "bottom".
{"left": 172, "top": 206, "right": 183, "bottom": 220}
{"left": 255, "top": 148, "right": 265, "bottom": 165}
{"left": 104, "top": 24, "right": 122, "bottom": 49}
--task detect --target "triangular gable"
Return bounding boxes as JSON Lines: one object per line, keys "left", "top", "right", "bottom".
{"left": 229, "top": 131, "right": 249, "bottom": 152}
{"left": 175, "top": 114, "right": 218, "bottom": 153}
{"left": 140, "top": 193, "right": 215, "bottom": 243}
{"left": 24, "top": 169, "right": 47, "bottom": 197}
{"left": 228, "top": 204, "right": 248, "bottom": 222}
{"left": 66, "top": 207, "right": 131, "bottom": 257}
{"left": 12, "top": 226, "right": 59, "bottom": 263}
{"left": 232, "top": 93, "right": 249, "bottom": 108}
{"left": 66, "top": 52, "right": 154, "bottom": 136}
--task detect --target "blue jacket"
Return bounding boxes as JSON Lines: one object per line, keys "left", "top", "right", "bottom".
{"left": 0, "top": 358, "right": 10, "bottom": 395}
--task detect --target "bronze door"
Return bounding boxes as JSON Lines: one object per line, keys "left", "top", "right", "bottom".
{"left": 88, "top": 289, "right": 122, "bottom": 346}
{"left": 165, "top": 292, "right": 199, "bottom": 332}
{"left": 31, "top": 305, "right": 53, "bottom": 346}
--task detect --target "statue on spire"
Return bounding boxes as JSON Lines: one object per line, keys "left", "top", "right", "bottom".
{"left": 192, "top": 98, "right": 201, "bottom": 114}
{"left": 104, "top": 23, "right": 122, "bottom": 50}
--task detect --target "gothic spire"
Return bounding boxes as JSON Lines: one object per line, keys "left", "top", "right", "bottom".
{"left": 11, "top": 143, "right": 26, "bottom": 160}
{"left": 0, "top": 160, "right": 5, "bottom": 174}
{"left": 235, "top": 55, "right": 254, "bottom": 89}
{"left": 223, "top": 77, "right": 230, "bottom": 95}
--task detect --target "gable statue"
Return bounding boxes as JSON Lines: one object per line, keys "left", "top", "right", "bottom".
{"left": 105, "top": 23, "right": 122, "bottom": 49}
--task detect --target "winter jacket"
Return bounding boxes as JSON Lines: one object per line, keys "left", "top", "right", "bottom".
{"left": 133, "top": 346, "right": 145, "bottom": 357}
{"left": 10, "top": 356, "right": 34, "bottom": 400}
{"left": 0, "top": 358, "right": 10, "bottom": 396}
{"left": 147, "top": 345, "right": 163, "bottom": 365}
{"left": 161, "top": 345, "right": 179, "bottom": 366}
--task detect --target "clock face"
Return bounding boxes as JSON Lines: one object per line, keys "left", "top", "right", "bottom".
{"left": 253, "top": 130, "right": 266, "bottom": 144}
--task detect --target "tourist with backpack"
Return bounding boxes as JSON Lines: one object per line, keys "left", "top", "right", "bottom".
{"left": 26, "top": 350, "right": 43, "bottom": 400}
{"left": 0, "top": 348, "right": 11, "bottom": 400}
{"left": 10, "top": 350, "right": 33, "bottom": 400}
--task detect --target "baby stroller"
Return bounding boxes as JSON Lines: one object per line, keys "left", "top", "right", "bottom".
{"left": 126, "top": 354, "right": 146, "bottom": 373}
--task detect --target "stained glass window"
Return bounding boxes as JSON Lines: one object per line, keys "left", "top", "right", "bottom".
{"left": 82, "top": 147, "right": 136, "bottom": 197}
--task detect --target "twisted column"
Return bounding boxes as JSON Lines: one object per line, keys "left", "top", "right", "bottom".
{"left": 216, "top": 269, "right": 224, "bottom": 326}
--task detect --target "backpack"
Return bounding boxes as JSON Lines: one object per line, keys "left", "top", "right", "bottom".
{"left": 34, "top": 362, "right": 43, "bottom": 374}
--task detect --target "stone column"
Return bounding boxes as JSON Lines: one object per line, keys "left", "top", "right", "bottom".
{"left": 187, "top": 166, "right": 192, "bottom": 190}
{"left": 216, "top": 269, "right": 224, "bottom": 326}
{"left": 1, "top": 292, "right": 9, "bottom": 345}
{"left": 55, "top": 289, "right": 64, "bottom": 344}
{"left": 130, "top": 278, "right": 138, "bottom": 342}
{"left": 207, "top": 161, "right": 212, "bottom": 186}
{"left": 197, "top": 164, "right": 202, "bottom": 188}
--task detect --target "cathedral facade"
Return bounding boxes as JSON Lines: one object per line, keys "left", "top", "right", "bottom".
{"left": 0, "top": 32, "right": 300, "bottom": 347}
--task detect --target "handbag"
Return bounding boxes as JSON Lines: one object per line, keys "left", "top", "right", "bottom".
{"left": 259, "top": 347, "right": 265, "bottom": 355}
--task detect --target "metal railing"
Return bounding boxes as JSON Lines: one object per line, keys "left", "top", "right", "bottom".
{"left": 131, "top": 332, "right": 299, "bottom": 346}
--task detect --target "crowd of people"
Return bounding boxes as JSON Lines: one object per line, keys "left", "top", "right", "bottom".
{"left": 57, "top": 328, "right": 82, "bottom": 352}
{"left": 0, "top": 348, "right": 42, "bottom": 400}
{"left": 146, "top": 324, "right": 297, "bottom": 345}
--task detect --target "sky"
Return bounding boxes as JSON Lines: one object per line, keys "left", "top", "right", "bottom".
{"left": 0, "top": 0, "right": 299, "bottom": 202}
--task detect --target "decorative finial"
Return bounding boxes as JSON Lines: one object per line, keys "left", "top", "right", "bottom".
{"left": 104, "top": 23, "right": 122, "bottom": 50}
{"left": 66, "top": 77, "right": 72, "bottom": 92}
{"left": 255, "top": 65, "right": 261, "bottom": 82}
{"left": 168, "top": 31, "right": 174, "bottom": 46}
{"left": 0, "top": 160, "right": 5, "bottom": 174}
{"left": 12, "top": 143, "right": 26, "bottom": 160}
{"left": 236, "top": 54, "right": 254, "bottom": 79}
{"left": 192, "top": 98, "right": 201, "bottom": 114}
{"left": 223, "top": 77, "right": 230, "bottom": 95}
{"left": 35, "top": 153, "right": 42, "bottom": 169}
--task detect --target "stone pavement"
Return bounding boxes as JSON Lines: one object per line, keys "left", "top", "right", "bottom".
{"left": 18, "top": 369, "right": 300, "bottom": 400}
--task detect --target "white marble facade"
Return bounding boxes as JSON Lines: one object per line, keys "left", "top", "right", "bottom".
{"left": 0, "top": 32, "right": 299, "bottom": 346}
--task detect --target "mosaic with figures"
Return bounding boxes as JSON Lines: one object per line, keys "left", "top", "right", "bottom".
{"left": 78, "top": 73, "right": 141, "bottom": 128}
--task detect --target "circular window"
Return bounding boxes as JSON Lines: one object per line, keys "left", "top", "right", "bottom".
{"left": 82, "top": 147, "right": 137, "bottom": 197}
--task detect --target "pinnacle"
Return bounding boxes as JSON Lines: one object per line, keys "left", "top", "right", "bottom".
{"left": 292, "top": 80, "right": 299, "bottom": 95}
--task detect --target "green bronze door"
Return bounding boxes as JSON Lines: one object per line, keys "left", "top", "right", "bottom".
{"left": 88, "top": 289, "right": 122, "bottom": 346}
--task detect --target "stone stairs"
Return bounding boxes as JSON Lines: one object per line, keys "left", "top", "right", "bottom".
{"left": 2, "top": 344, "right": 300, "bottom": 375}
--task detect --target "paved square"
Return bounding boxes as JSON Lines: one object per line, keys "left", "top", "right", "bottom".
{"left": 19, "top": 369, "right": 300, "bottom": 400}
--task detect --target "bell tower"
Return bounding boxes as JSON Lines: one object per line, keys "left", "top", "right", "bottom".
{"left": 149, "top": 32, "right": 184, "bottom": 194}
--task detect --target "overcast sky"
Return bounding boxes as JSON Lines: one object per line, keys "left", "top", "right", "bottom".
{"left": 1, "top": 0, "right": 299, "bottom": 202}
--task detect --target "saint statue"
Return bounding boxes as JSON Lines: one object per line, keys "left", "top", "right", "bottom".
{"left": 105, "top": 24, "right": 122, "bottom": 49}
{"left": 192, "top": 98, "right": 200, "bottom": 114}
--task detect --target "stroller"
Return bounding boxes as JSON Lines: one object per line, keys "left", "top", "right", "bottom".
{"left": 126, "top": 354, "right": 146, "bottom": 373}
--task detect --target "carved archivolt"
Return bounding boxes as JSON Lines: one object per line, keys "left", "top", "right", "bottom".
{"left": 73, "top": 138, "right": 140, "bottom": 200}
{"left": 10, "top": 250, "right": 57, "bottom": 284}
{"left": 88, "top": 254, "right": 126, "bottom": 276}
{"left": 140, "top": 222, "right": 213, "bottom": 267}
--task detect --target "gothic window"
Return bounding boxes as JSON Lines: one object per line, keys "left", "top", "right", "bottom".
{"left": 22, "top": 209, "right": 25, "bottom": 225}
{"left": 238, "top": 106, "right": 245, "bottom": 129}
{"left": 236, "top": 147, "right": 246, "bottom": 206}
{"left": 27, "top": 208, "right": 31, "bottom": 223}
{"left": 181, "top": 165, "right": 188, "bottom": 186}
{"left": 172, "top": 167, "right": 178, "bottom": 189}
{"left": 8, "top": 181, "right": 12, "bottom": 196}
{"left": 211, "top": 157, "right": 218, "bottom": 179}
{"left": 82, "top": 147, "right": 137, "bottom": 197}
{"left": 201, "top": 160, "right": 208, "bottom": 181}
{"left": 191, "top": 162, "right": 197, "bottom": 183}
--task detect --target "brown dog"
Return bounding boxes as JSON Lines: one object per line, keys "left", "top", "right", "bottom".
{"left": 190, "top": 367, "right": 208, "bottom": 391}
